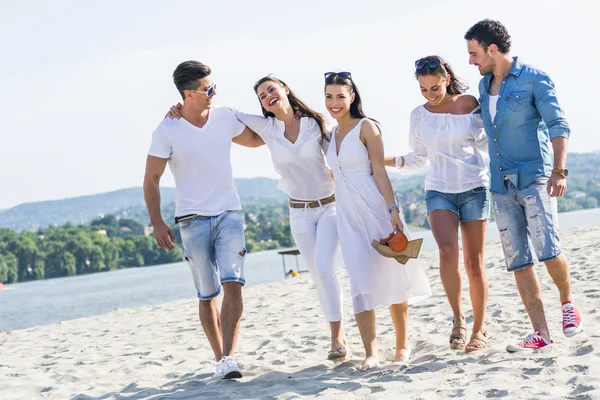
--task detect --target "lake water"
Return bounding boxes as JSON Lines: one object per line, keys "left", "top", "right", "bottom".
{"left": 2, "top": 208, "right": 600, "bottom": 331}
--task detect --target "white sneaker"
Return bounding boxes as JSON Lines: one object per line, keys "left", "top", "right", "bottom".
{"left": 562, "top": 300, "right": 583, "bottom": 338}
{"left": 213, "top": 356, "right": 243, "bottom": 379}
{"left": 506, "top": 332, "right": 553, "bottom": 353}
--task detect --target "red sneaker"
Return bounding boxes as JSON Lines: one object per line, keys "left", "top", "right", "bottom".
{"left": 562, "top": 300, "right": 583, "bottom": 337}
{"left": 506, "top": 332, "right": 553, "bottom": 353}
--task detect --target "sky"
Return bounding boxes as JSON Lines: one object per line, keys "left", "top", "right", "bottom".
{"left": 1, "top": 0, "right": 596, "bottom": 210}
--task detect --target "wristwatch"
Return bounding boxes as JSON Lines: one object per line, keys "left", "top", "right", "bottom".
{"left": 552, "top": 168, "right": 568, "bottom": 178}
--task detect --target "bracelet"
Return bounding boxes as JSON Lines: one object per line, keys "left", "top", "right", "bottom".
{"left": 396, "top": 156, "right": 405, "bottom": 169}
{"left": 388, "top": 204, "right": 400, "bottom": 214}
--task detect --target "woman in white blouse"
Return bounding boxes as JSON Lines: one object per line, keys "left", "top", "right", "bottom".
{"left": 168, "top": 75, "right": 349, "bottom": 360}
{"left": 384, "top": 56, "right": 491, "bottom": 352}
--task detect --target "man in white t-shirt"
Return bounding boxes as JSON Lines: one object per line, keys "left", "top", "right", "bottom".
{"left": 143, "top": 60, "right": 264, "bottom": 379}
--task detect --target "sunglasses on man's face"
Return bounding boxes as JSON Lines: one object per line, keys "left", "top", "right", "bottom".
{"left": 324, "top": 71, "right": 352, "bottom": 80}
{"left": 191, "top": 84, "right": 217, "bottom": 97}
{"left": 415, "top": 58, "right": 440, "bottom": 70}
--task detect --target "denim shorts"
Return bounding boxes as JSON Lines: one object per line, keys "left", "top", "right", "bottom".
{"left": 425, "top": 186, "right": 490, "bottom": 221}
{"left": 493, "top": 179, "right": 561, "bottom": 272}
{"left": 179, "top": 210, "right": 246, "bottom": 300}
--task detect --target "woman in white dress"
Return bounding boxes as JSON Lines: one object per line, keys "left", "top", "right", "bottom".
{"left": 384, "top": 56, "right": 490, "bottom": 352}
{"left": 167, "top": 76, "right": 349, "bottom": 360}
{"left": 323, "top": 72, "right": 431, "bottom": 371}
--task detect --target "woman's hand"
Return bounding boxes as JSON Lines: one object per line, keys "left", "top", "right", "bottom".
{"left": 166, "top": 103, "right": 183, "bottom": 119}
{"left": 292, "top": 106, "right": 306, "bottom": 119}
{"left": 384, "top": 155, "right": 398, "bottom": 168}
{"left": 390, "top": 209, "right": 404, "bottom": 233}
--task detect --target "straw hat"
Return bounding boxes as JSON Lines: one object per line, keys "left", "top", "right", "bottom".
{"left": 371, "top": 231, "right": 423, "bottom": 265}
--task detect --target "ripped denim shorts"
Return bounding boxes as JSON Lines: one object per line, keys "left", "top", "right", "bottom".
{"left": 492, "top": 178, "right": 561, "bottom": 272}
{"left": 179, "top": 210, "right": 247, "bottom": 299}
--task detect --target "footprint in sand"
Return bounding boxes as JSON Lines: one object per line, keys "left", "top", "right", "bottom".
{"left": 576, "top": 344, "right": 594, "bottom": 356}
{"left": 564, "top": 364, "right": 588, "bottom": 373}
{"left": 484, "top": 388, "right": 509, "bottom": 398}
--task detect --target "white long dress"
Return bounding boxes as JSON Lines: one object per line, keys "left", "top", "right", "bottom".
{"left": 326, "top": 119, "right": 431, "bottom": 314}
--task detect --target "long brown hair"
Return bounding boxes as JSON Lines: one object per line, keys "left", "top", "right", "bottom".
{"left": 253, "top": 76, "right": 329, "bottom": 143}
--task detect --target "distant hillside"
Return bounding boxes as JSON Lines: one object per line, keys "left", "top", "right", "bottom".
{"left": 0, "top": 188, "right": 161, "bottom": 231}
{"left": 0, "top": 178, "right": 287, "bottom": 231}
{"left": 3, "top": 151, "right": 599, "bottom": 231}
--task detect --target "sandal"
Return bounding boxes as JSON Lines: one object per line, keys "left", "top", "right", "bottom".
{"left": 465, "top": 331, "right": 490, "bottom": 353}
{"left": 328, "top": 341, "right": 351, "bottom": 361}
{"left": 449, "top": 319, "right": 467, "bottom": 350}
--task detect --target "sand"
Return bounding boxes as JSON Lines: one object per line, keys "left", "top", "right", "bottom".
{"left": 1, "top": 226, "right": 599, "bottom": 399}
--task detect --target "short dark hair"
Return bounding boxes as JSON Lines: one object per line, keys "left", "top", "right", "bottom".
{"left": 172, "top": 61, "right": 211, "bottom": 100}
{"left": 464, "top": 19, "right": 511, "bottom": 54}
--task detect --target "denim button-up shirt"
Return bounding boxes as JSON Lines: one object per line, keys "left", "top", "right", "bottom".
{"left": 478, "top": 57, "right": 571, "bottom": 194}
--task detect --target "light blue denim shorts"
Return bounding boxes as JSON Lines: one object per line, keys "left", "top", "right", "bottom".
{"left": 179, "top": 210, "right": 246, "bottom": 300}
{"left": 425, "top": 186, "right": 491, "bottom": 221}
{"left": 492, "top": 179, "right": 561, "bottom": 272}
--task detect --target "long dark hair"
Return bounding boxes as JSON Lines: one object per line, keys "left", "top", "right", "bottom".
{"left": 414, "top": 55, "right": 468, "bottom": 95}
{"left": 253, "top": 76, "right": 328, "bottom": 143}
{"left": 324, "top": 73, "right": 380, "bottom": 131}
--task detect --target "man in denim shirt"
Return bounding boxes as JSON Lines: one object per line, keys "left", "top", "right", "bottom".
{"left": 464, "top": 19, "right": 583, "bottom": 352}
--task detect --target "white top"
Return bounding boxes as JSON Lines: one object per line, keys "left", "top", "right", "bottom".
{"left": 234, "top": 110, "right": 334, "bottom": 201}
{"left": 148, "top": 106, "right": 246, "bottom": 216}
{"left": 397, "top": 105, "right": 489, "bottom": 193}
{"left": 489, "top": 94, "right": 499, "bottom": 121}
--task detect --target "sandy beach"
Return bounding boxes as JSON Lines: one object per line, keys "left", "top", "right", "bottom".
{"left": 1, "top": 225, "right": 599, "bottom": 400}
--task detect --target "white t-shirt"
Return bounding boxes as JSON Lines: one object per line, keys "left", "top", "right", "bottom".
{"left": 234, "top": 110, "right": 334, "bottom": 201}
{"left": 148, "top": 106, "right": 246, "bottom": 217}
{"left": 398, "top": 105, "right": 489, "bottom": 193}
{"left": 489, "top": 94, "right": 499, "bottom": 121}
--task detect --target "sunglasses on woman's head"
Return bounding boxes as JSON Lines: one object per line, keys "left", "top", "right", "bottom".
{"left": 415, "top": 58, "right": 440, "bottom": 70}
{"left": 324, "top": 71, "right": 352, "bottom": 80}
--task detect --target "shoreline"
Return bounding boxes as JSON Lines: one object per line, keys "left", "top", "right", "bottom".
{"left": 5, "top": 208, "right": 600, "bottom": 333}
{"left": 4, "top": 206, "right": 600, "bottom": 292}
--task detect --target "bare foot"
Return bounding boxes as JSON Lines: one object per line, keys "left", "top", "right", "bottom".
{"left": 394, "top": 348, "right": 411, "bottom": 364}
{"left": 358, "top": 355, "right": 379, "bottom": 372}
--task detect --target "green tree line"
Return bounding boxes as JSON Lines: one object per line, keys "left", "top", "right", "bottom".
{"left": 3, "top": 170, "right": 599, "bottom": 284}
{"left": 0, "top": 207, "right": 296, "bottom": 284}
{"left": 242, "top": 204, "right": 293, "bottom": 252}
{"left": 0, "top": 215, "right": 182, "bottom": 284}
{"left": 391, "top": 176, "right": 600, "bottom": 221}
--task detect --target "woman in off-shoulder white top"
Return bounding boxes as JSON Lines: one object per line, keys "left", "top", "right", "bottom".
{"left": 385, "top": 56, "right": 491, "bottom": 353}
